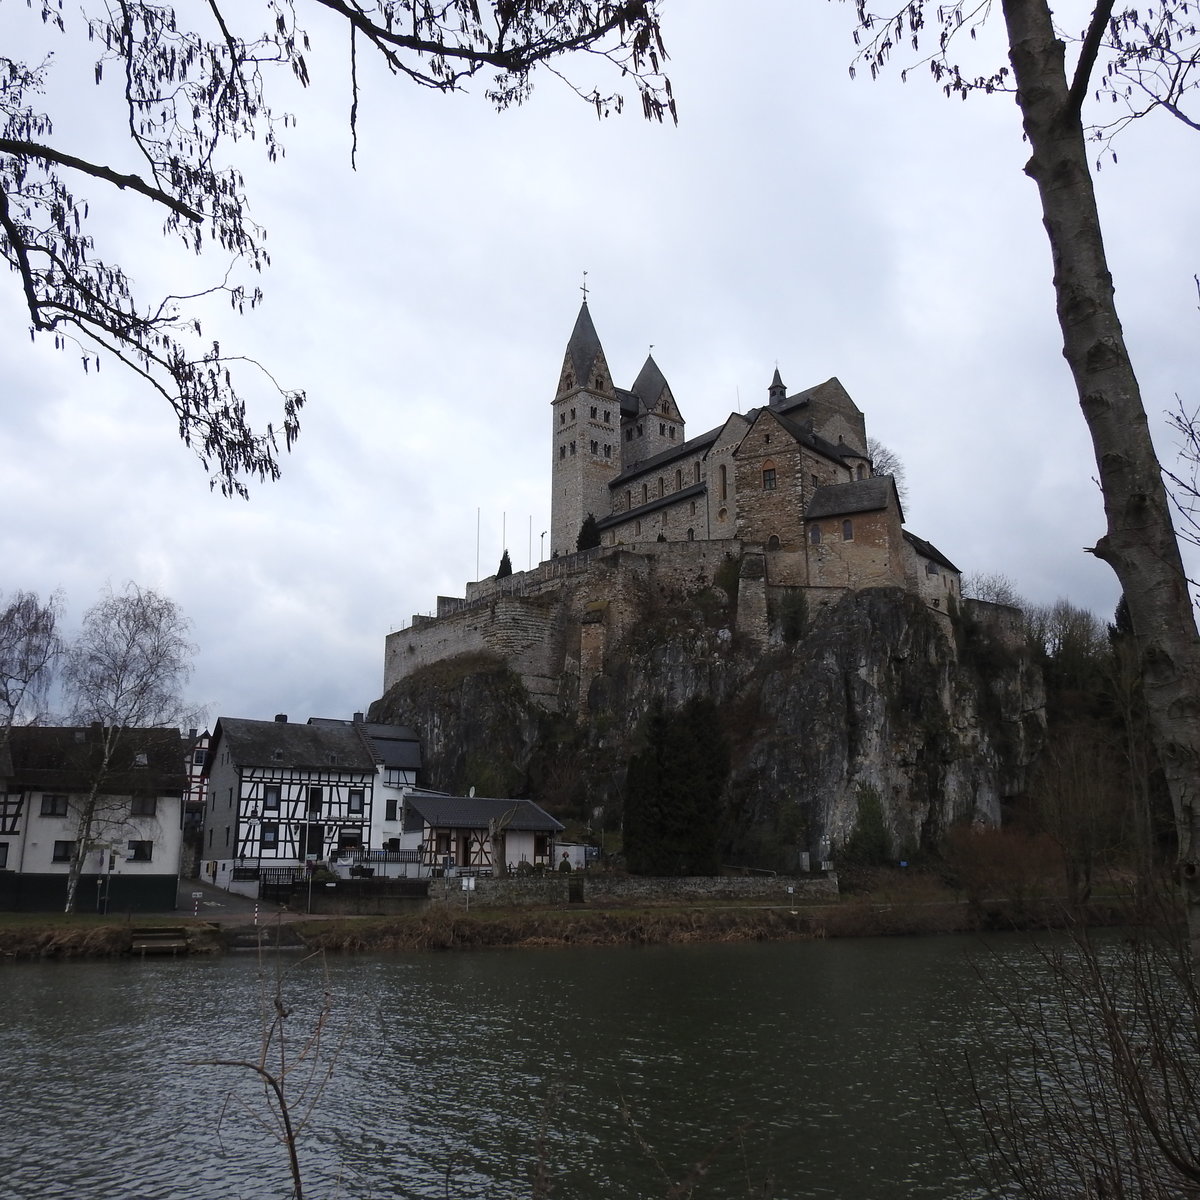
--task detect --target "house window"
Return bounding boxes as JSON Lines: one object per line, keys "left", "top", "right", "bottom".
{"left": 669, "top": 426, "right": 675, "bottom": 439}
{"left": 635, "top": 520, "right": 642, "bottom": 535}
{"left": 207, "top": 828, "right": 213, "bottom": 849}
{"left": 534, "top": 834, "right": 550, "bottom": 859}
{"left": 348, "top": 789, "right": 365, "bottom": 815}
{"left": 694, "top": 462, "right": 701, "bottom": 483}
{"left": 676, "top": 469, "right": 683, "bottom": 490}
{"left": 261, "top": 822, "right": 279, "bottom": 848}
{"left": 660, "top": 399, "right": 669, "bottom": 414}
{"left": 126, "top": 840, "right": 153, "bottom": 863}
{"left": 857, "top": 464, "right": 866, "bottom": 479}
{"left": 762, "top": 467, "right": 777, "bottom": 491}
{"left": 130, "top": 796, "right": 157, "bottom": 817}
{"left": 604, "top": 410, "right": 610, "bottom": 423}
{"left": 660, "top": 422, "right": 666, "bottom": 436}
{"left": 385, "top": 797, "right": 398, "bottom": 822}
{"left": 570, "top": 408, "right": 576, "bottom": 420}
{"left": 52, "top": 840, "right": 75, "bottom": 862}
{"left": 842, "top": 520, "right": 854, "bottom": 541}
{"left": 225, "top": 826, "right": 230, "bottom": 847}
{"left": 273, "top": 748, "right": 284, "bottom": 761}
{"left": 133, "top": 752, "right": 148, "bottom": 767}
{"left": 40, "top": 794, "right": 69, "bottom": 817}
{"left": 687, "top": 528, "right": 695, "bottom": 541}
{"left": 192, "top": 747, "right": 207, "bottom": 766}
{"left": 327, "top": 753, "right": 338, "bottom": 766}
{"left": 642, "top": 483, "right": 648, "bottom": 503}
{"left": 810, "top": 525, "right": 822, "bottom": 544}
{"left": 604, "top": 445, "right": 612, "bottom": 458}
{"left": 308, "top": 787, "right": 323, "bottom": 816}
{"left": 384, "top": 767, "right": 404, "bottom": 786}
{"left": 625, "top": 490, "right": 632, "bottom": 510}
{"left": 0, "top": 843, "right": 7, "bottom": 869}
{"left": 590, "top": 406, "right": 597, "bottom": 419}
{"left": 811, "top": 474, "right": 819, "bottom": 489}
{"left": 263, "top": 785, "right": 281, "bottom": 811}
{"left": 690, "top": 500, "right": 697, "bottom": 516}
{"left": 658, "top": 477, "right": 664, "bottom": 497}
{"left": 767, "top": 535, "right": 781, "bottom": 550}
{"left": 637, "top": 423, "right": 643, "bottom": 437}
{"left": 590, "top": 440, "right": 598, "bottom": 454}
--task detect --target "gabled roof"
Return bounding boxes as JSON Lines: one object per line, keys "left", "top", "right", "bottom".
{"left": 903, "top": 530, "right": 961, "bottom": 574}
{"left": 806, "top": 476, "right": 901, "bottom": 521}
{"left": 3, "top": 726, "right": 187, "bottom": 793}
{"left": 776, "top": 376, "right": 863, "bottom": 421}
{"left": 403, "top": 791, "right": 564, "bottom": 834}
{"left": 307, "top": 717, "right": 423, "bottom": 772}
{"left": 208, "top": 717, "right": 376, "bottom": 773}
{"left": 596, "top": 482, "right": 706, "bottom": 531}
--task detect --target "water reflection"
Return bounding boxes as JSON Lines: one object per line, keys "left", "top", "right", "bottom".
{"left": 0, "top": 936, "right": 1035, "bottom": 1199}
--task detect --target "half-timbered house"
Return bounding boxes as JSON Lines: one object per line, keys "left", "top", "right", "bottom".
{"left": 201, "top": 715, "right": 378, "bottom": 891}
{"left": 0, "top": 725, "right": 187, "bottom": 912}
{"left": 400, "top": 791, "right": 564, "bottom": 876}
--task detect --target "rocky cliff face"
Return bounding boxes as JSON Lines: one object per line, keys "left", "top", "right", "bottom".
{"left": 370, "top": 588, "right": 1044, "bottom": 867}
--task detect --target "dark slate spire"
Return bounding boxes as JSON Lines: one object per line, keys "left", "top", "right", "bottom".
{"left": 768, "top": 367, "right": 787, "bottom": 408}
{"left": 631, "top": 354, "right": 670, "bottom": 412}
{"left": 563, "top": 301, "right": 604, "bottom": 392}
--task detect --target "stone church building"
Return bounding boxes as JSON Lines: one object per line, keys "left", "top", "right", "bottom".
{"left": 383, "top": 303, "right": 960, "bottom": 712}
{"left": 550, "top": 301, "right": 958, "bottom": 597}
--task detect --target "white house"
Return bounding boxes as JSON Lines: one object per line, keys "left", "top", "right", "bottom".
{"left": 0, "top": 725, "right": 187, "bottom": 912}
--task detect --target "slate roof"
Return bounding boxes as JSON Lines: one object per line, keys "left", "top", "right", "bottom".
{"left": 608, "top": 428, "right": 722, "bottom": 487}
{"left": 596, "top": 482, "right": 706, "bottom": 531}
{"left": 805, "top": 477, "right": 898, "bottom": 521}
{"left": 565, "top": 301, "right": 604, "bottom": 388}
{"left": 209, "top": 717, "right": 376, "bottom": 773}
{"left": 630, "top": 354, "right": 671, "bottom": 412}
{"left": 3, "top": 726, "right": 187, "bottom": 793}
{"left": 903, "top": 531, "right": 961, "bottom": 573}
{"left": 402, "top": 791, "right": 564, "bottom": 834}
{"left": 307, "top": 717, "right": 423, "bottom": 772}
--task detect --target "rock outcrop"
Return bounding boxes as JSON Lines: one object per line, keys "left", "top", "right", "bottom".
{"left": 370, "top": 587, "right": 1043, "bottom": 867}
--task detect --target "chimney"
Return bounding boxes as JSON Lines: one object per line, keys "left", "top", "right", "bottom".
{"left": 274, "top": 713, "right": 288, "bottom": 723}
{"left": 353, "top": 712, "right": 364, "bottom": 723}
{"left": 188, "top": 727, "right": 197, "bottom": 740}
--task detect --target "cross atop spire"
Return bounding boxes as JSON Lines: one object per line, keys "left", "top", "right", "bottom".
{"left": 580, "top": 270, "right": 589, "bottom": 303}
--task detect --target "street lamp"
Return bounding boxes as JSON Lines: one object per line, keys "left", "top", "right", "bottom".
{"left": 540, "top": 530, "right": 547, "bottom": 561}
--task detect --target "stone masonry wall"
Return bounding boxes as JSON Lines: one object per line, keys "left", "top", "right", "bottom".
{"left": 429, "top": 872, "right": 840, "bottom": 907}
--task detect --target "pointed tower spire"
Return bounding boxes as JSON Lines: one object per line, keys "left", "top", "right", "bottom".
{"left": 559, "top": 300, "right": 608, "bottom": 395}
{"left": 768, "top": 367, "right": 787, "bottom": 409}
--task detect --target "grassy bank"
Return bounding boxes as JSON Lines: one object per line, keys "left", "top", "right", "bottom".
{"left": 0, "top": 871, "right": 1135, "bottom": 960}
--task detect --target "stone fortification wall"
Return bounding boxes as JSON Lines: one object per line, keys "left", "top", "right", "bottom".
{"left": 430, "top": 872, "right": 839, "bottom": 907}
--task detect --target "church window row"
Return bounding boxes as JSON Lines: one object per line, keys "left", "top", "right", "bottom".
{"left": 588, "top": 406, "right": 613, "bottom": 423}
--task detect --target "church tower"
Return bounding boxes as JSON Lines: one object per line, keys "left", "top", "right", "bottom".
{"left": 550, "top": 301, "right": 620, "bottom": 557}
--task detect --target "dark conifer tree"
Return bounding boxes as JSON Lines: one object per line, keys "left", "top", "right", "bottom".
{"left": 497, "top": 550, "right": 512, "bottom": 578}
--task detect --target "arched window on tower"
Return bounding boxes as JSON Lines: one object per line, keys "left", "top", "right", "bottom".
{"left": 658, "top": 477, "right": 664, "bottom": 497}
{"left": 767, "top": 535, "right": 781, "bottom": 551}
{"left": 694, "top": 462, "right": 701, "bottom": 484}
{"left": 719, "top": 464, "right": 728, "bottom": 501}
{"left": 642, "top": 483, "right": 648, "bottom": 504}
{"left": 676, "top": 468, "right": 683, "bottom": 490}
{"left": 626, "top": 489, "right": 632, "bottom": 510}
{"left": 687, "top": 528, "right": 695, "bottom": 541}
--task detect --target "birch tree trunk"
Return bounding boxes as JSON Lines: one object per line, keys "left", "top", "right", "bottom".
{"left": 1000, "top": 0, "right": 1200, "bottom": 951}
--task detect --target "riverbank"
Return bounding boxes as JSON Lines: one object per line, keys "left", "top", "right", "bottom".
{"left": 0, "top": 873, "right": 1133, "bottom": 959}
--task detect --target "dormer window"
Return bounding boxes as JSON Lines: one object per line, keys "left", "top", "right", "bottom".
{"left": 273, "top": 749, "right": 284, "bottom": 762}
{"left": 133, "top": 752, "right": 148, "bottom": 768}
{"left": 327, "top": 753, "right": 338, "bottom": 765}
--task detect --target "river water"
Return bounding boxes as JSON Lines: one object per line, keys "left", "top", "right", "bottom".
{"left": 0, "top": 935, "right": 1035, "bottom": 1199}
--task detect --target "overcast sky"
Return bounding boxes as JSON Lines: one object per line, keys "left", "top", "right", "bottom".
{"left": 2, "top": 0, "right": 1197, "bottom": 727}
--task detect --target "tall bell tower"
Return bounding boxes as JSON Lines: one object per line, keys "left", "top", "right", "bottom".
{"left": 550, "top": 300, "right": 620, "bottom": 557}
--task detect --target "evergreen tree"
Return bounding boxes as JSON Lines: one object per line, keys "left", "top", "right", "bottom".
{"left": 576, "top": 514, "right": 600, "bottom": 552}
{"left": 623, "top": 697, "right": 728, "bottom": 876}
{"left": 497, "top": 549, "right": 512, "bottom": 578}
